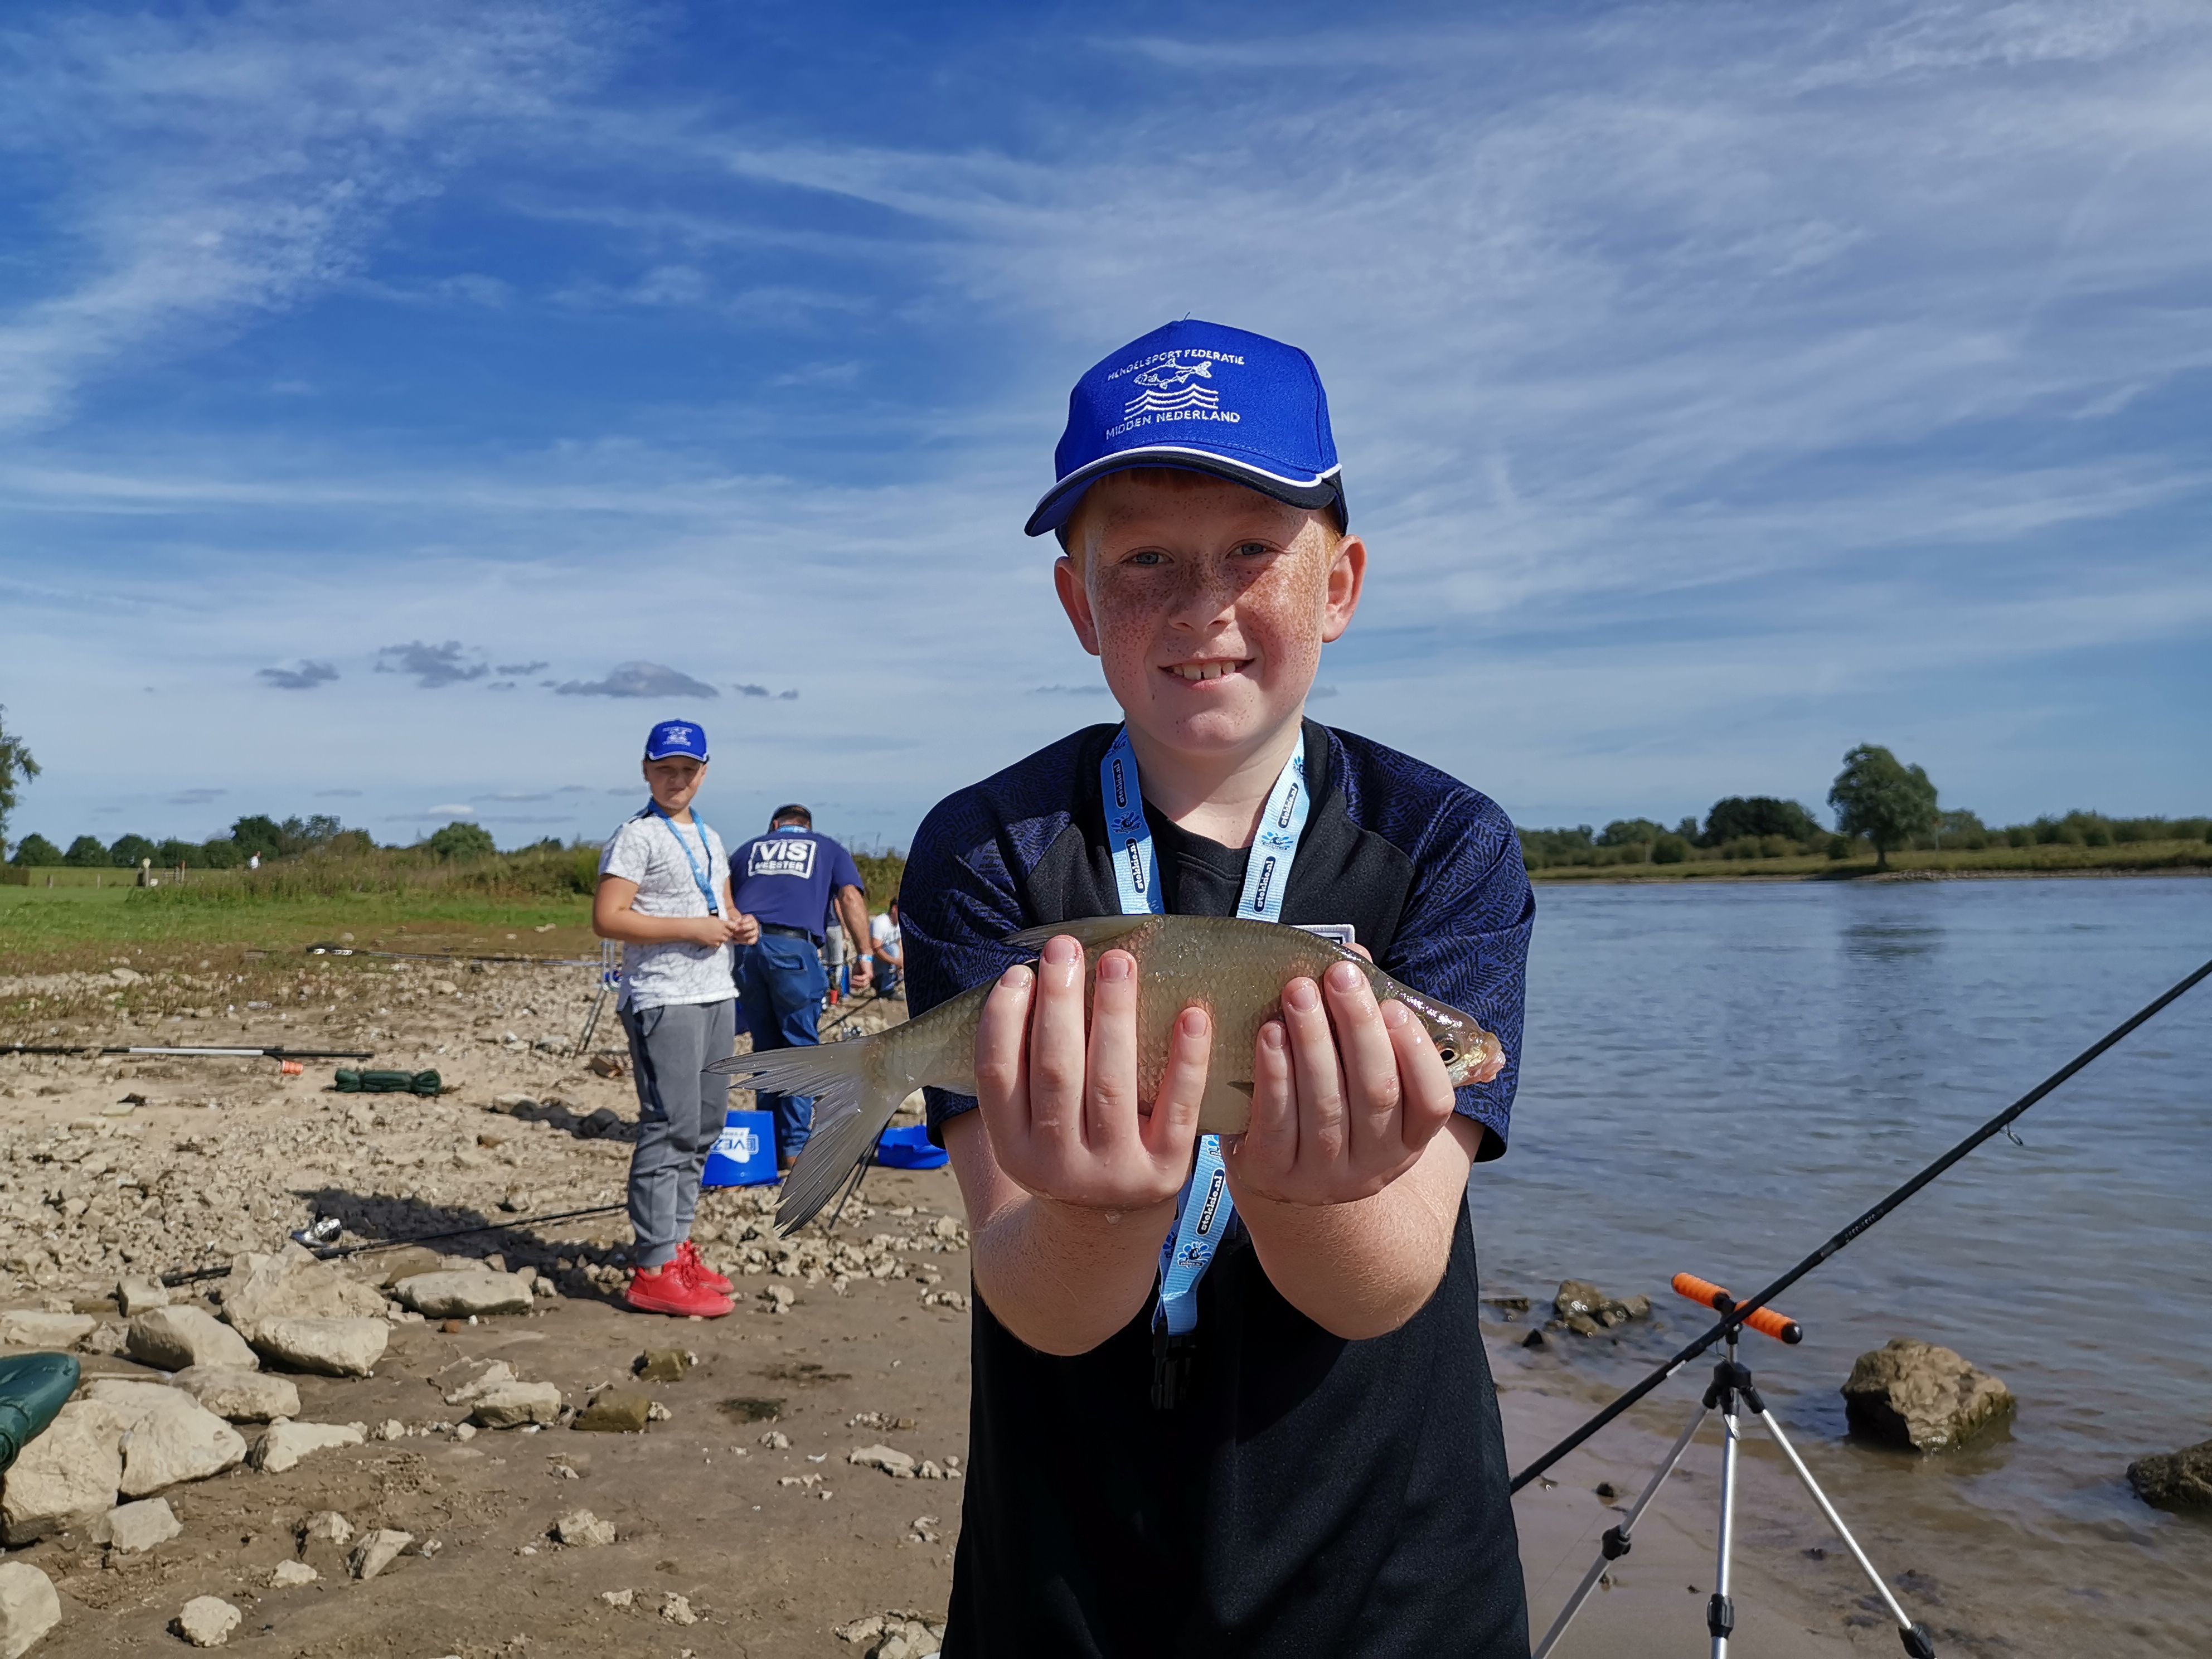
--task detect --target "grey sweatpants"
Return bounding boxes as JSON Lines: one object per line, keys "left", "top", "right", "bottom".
{"left": 619, "top": 998, "right": 736, "bottom": 1270}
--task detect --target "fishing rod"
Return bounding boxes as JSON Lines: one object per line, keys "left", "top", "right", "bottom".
{"left": 156, "top": 1200, "right": 632, "bottom": 1288}
{"left": 1510, "top": 953, "right": 2212, "bottom": 1495}
{"left": 3, "top": 1043, "right": 375, "bottom": 1061}
{"left": 304, "top": 942, "right": 600, "bottom": 967}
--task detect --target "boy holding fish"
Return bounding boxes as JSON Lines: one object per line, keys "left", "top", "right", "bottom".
{"left": 719, "top": 322, "right": 1532, "bottom": 1653}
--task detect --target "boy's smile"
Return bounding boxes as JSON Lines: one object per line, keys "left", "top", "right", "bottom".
{"left": 1055, "top": 469, "right": 1365, "bottom": 808}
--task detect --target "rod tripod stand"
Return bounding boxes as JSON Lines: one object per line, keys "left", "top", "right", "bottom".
{"left": 1532, "top": 1274, "right": 1935, "bottom": 1659}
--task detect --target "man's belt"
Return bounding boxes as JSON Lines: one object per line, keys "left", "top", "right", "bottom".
{"left": 758, "top": 923, "right": 819, "bottom": 943}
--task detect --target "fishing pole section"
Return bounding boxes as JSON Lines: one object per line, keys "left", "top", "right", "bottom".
{"left": 1511, "top": 954, "right": 2212, "bottom": 1497}
{"left": 1532, "top": 1276, "right": 1933, "bottom": 1659}
{"left": 1516, "top": 955, "right": 2211, "bottom": 1653}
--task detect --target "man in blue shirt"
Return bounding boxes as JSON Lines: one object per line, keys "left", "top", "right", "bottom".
{"left": 729, "top": 803, "right": 874, "bottom": 1169}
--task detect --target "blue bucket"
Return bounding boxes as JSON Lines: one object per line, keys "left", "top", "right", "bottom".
{"left": 873, "top": 1124, "right": 949, "bottom": 1171}
{"left": 702, "top": 1109, "right": 777, "bottom": 1187}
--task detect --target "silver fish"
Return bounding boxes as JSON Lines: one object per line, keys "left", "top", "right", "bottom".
{"left": 711, "top": 914, "right": 1507, "bottom": 1234}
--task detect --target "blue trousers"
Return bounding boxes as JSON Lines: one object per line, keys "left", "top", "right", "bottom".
{"left": 734, "top": 935, "right": 826, "bottom": 1160}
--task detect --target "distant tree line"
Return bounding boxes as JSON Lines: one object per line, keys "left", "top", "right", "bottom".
{"left": 4, "top": 814, "right": 536, "bottom": 871}
{"left": 1518, "top": 744, "right": 2212, "bottom": 872}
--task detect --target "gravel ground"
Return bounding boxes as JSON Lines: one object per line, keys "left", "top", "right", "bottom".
{"left": 0, "top": 953, "right": 1871, "bottom": 1657}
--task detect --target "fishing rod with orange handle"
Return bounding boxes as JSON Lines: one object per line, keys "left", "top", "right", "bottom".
{"left": 1671, "top": 1273, "right": 1801, "bottom": 1345}
{"left": 1510, "top": 952, "right": 2212, "bottom": 1495}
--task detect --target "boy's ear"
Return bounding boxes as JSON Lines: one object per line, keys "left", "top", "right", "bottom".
{"left": 1318, "top": 532, "right": 1367, "bottom": 645}
{"left": 1054, "top": 556, "right": 1103, "bottom": 657}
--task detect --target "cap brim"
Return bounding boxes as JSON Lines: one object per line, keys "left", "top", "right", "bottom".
{"left": 1024, "top": 448, "right": 1343, "bottom": 537}
{"left": 643, "top": 747, "right": 709, "bottom": 761}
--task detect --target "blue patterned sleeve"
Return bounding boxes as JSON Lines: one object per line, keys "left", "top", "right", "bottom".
{"left": 899, "top": 787, "right": 1036, "bottom": 1144}
{"left": 1379, "top": 788, "right": 1534, "bottom": 1160}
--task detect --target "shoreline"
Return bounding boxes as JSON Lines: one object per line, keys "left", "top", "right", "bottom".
{"left": 1528, "top": 862, "right": 2211, "bottom": 887}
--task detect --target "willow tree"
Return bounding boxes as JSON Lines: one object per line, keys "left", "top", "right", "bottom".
{"left": 1828, "top": 744, "right": 1939, "bottom": 871}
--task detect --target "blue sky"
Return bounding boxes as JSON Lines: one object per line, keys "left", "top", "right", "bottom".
{"left": 2, "top": 0, "right": 2208, "bottom": 853}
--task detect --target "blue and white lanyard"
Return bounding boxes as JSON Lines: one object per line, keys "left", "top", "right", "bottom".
{"left": 649, "top": 803, "right": 720, "bottom": 916}
{"left": 1097, "top": 726, "right": 1310, "bottom": 1341}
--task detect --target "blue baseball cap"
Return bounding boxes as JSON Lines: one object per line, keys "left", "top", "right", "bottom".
{"left": 1025, "top": 319, "right": 1346, "bottom": 539}
{"left": 643, "top": 720, "right": 709, "bottom": 761}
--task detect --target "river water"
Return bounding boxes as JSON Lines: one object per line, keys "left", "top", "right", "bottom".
{"left": 1477, "top": 875, "right": 2212, "bottom": 1655}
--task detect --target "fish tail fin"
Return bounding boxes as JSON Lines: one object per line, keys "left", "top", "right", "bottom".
{"left": 712, "top": 1041, "right": 899, "bottom": 1234}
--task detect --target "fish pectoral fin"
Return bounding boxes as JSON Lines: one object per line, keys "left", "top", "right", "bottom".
{"left": 1003, "top": 915, "right": 1158, "bottom": 954}
{"left": 1225, "top": 1080, "right": 1253, "bottom": 1097}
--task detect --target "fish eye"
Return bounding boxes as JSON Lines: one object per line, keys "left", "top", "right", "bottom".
{"left": 1437, "top": 1046, "right": 1457, "bottom": 1064}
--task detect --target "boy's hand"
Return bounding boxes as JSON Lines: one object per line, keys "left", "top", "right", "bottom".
{"left": 973, "top": 935, "right": 1208, "bottom": 1213}
{"left": 687, "top": 915, "right": 740, "bottom": 948}
{"left": 729, "top": 911, "right": 761, "bottom": 946}
{"left": 1224, "top": 959, "right": 1457, "bottom": 1206}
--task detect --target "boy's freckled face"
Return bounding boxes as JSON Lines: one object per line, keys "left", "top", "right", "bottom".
{"left": 643, "top": 757, "right": 706, "bottom": 813}
{"left": 1055, "top": 472, "right": 1364, "bottom": 760}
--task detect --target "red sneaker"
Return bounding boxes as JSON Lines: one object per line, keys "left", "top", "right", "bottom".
{"left": 624, "top": 1263, "right": 733, "bottom": 1318}
{"left": 673, "top": 1241, "right": 733, "bottom": 1294}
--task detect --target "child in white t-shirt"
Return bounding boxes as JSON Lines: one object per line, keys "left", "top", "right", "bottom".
{"left": 591, "top": 719, "right": 760, "bottom": 1318}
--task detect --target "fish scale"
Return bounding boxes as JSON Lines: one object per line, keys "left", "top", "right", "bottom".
{"left": 711, "top": 913, "right": 1506, "bottom": 1234}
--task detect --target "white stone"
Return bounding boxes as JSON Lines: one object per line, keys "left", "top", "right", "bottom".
{"left": 0, "top": 1561, "right": 60, "bottom": 1658}
{"left": 127, "top": 1308, "right": 258, "bottom": 1373}
{"left": 220, "top": 1245, "right": 389, "bottom": 1342}
{"left": 0, "top": 1312, "right": 93, "bottom": 1350}
{"left": 170, "top": 1367, "right": 298, "bottom": 1423}
{"left": 348, "top": 1527, "right": 413, "bottom": 1582}
{"left": 84, "top": 1381, "right": 248, "bottom": 1496}
{"left": 470, "top": 1382, "right": 561, "bottom": 1429}
{"left": 847, "top": 1443, "right": 916, "bottom": 1478}
{"left": 251, "top": 1420, "right": 365, "bottom": 1474}
{"left": 1, "top": 1401, "right": 125, "bottom": 1544}
{"left": 103, "top": 1497, "right": 181, "bottom": 1554}
{"left": 599, "top": 1588, "right": 633, "bottom": 1609}
{"left": 552, "top": 1508, "right": 615, "bottom": 1547}
{"left": 438, "top": 1360, "right": 515, "bottom": 1408}
{"left": 391, "top": 1270, "right": 534, "bottom": 1319}
{"left": 249, "top": 1317, "right": 387, "bottom": 1377}
{"left": 174, "top": 1596, "right": 240, "bottom": 1648}
{"left": 268, "top": 1560, "right": 317, "bottom": 1588}
{"left": 114, "top": 1277, "right": 171, "bottom": 1317}
{"left": 660, "top": 1593, "right": 697, "bottom": 1627}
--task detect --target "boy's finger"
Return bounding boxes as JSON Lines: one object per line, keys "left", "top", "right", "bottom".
{"left": 1382, "top": 1000, "right": 1458, "bottom": 1152}
{"left": 1238, "top": 1017, "right": 1299, "bottom": 1177}
{"left": 1084, "top": 949, "right": 1141, "bottom": 1151}
{"left": 1142, "top": 1004, "right": 1210, "bottom": 1164}
{"left": 1323, "top": 961, "right": 1403, "bottom": 1161}
{"left": 973, "top": 964, "right": 1035, "bottom": 1148}
{"left": 1024, "top": 935, "right": 1089, "bottom": 1153}
{"left": 1280, "top": 976, "right": 1348, "bottom": 1166}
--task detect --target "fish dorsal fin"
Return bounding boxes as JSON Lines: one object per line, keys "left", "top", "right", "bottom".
{"left": 1003, "top": 915, "right": 1161, "bottom": 954}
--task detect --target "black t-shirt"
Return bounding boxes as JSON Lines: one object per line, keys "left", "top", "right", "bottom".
{"left": 901, "top": 722, "right": 1534, "bottom": 1658}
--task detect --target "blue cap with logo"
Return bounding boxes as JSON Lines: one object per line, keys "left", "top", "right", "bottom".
{"left": 643, "top": 720, "right": 709, "bottom": 762}
{"left": 1024, "top": 318, "right": 1345, "bottom": 539}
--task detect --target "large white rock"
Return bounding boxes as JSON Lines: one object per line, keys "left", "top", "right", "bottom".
{"left": 83, "top": 1382, "right": 246, "bottom": 1497}
{"left": 0, "top": 1312, "right": 93, "bottom": 1351}
{"left": 469, "top": 1382, "right": 561, "bottom": 1429}
{"left": 552, "top": 1507, "right": 615, "bottom": 1546}
{"left": 174, "top": 1596, "right": 240, "bottom": 1648}
{"left": 439, "top": 1359, "right": 516, "bottom": 1408}
{"left": 170, "top": 1367, "right": 299, "bottom": 1423}
{"left": 391, "top": 1269, "right": 535, "bottom": 1319}
{"left": 127, "top": 1307, "right": 259, "bottom": 1373}
{"left": 0, "top": 1401, "right": 125, "bottom": 1544}
{"left": 102, "top": 1496, "right": 181, "bottom": 1554}
{"left": 249, "top": 1317, "right": 387, "bottom": 1377}
{"left": 348, "top": 1527, "right": 412, "bottom": 1582}
{"left": 0, "top": 1561, "right": 60, "bottom": 1658}
{"left": 252, "top": 1420, "right": 366, "bottom": 1474}
{"left": 114, "top": 1278, "right": 171, "bottom": 1317}
{"left": 220, "top": 1246, "right": 387, "bottom": 1343}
